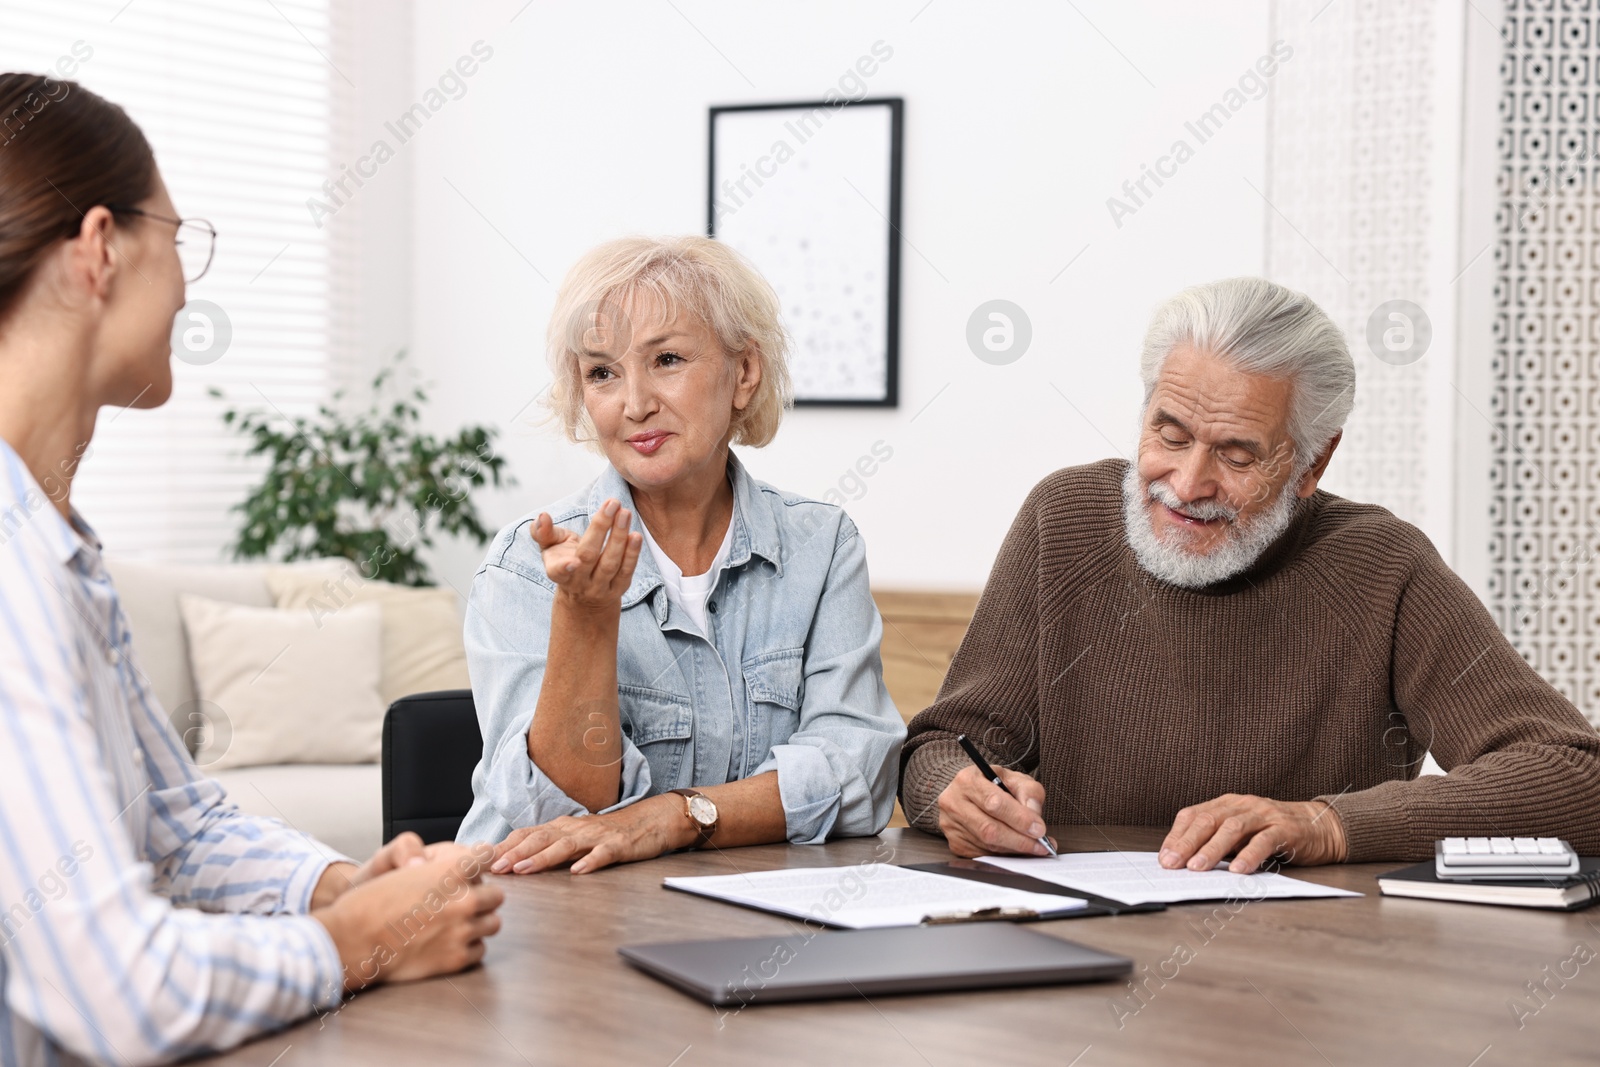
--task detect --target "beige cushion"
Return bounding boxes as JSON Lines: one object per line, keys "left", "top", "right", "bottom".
{"left": 211, "top": 763, "right": 383, "bottom": 862}
{"left": 178, "top": 594, "right": 385, "bottom": 770}
{"left": 105, "top": 556, "right": 354, "bottom": 743}
{"left": 105, "top": 559, "right": 274, "bottom": 732}
{"left": 265, "top": 564, "right": 469, "bottom": 706}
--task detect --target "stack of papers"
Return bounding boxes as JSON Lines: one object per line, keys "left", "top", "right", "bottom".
{"left": 977, "top": 851, "right": 1362, "bottom": 905}
{"left": 663, "top": 863, "right": 1088, "bottom": 929}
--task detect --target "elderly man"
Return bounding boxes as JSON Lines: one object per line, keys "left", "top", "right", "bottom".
{"left": 900, "top": 277, "right": 1600, "bottom": 872}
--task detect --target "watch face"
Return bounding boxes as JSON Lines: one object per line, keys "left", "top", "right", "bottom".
{"left": 687, "top": 795, "right": 717, "bottom": 826}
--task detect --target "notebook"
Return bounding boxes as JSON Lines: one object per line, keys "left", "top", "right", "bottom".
{"left": 619, "top": 923, "right": 1133, "bottom": 1005}
{"left": 1378, "top": 857, "right": 1600, "bottom": 910}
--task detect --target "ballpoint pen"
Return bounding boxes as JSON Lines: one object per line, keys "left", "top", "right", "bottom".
{"left": 956, "top": 733, "right": 1058, "bottom": 858}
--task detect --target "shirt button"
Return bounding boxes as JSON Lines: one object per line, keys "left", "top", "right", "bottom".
{"left": 106, "top": 646, "right": 121, "bottom": 665}
{"left": 707, "top": 601, "right": 718, "bottom": 614}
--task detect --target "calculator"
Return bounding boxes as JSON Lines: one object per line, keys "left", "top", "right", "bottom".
{"left": 1434, "top": 837, "right": 1580, "bottom": 881}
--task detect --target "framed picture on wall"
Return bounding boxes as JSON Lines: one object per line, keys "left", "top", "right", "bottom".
{"left": 708, "top": 97, "right": 903, "bottom": 407}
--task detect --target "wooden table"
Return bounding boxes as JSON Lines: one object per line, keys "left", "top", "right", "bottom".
{"left": 202, "top": 827, "right": 1598, "bottom": 1066}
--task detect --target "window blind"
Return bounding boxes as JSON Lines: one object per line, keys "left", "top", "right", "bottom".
{"left": 0, "top": 0, "right": 356, "bottom": 562}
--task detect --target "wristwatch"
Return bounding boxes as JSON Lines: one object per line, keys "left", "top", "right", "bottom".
{"left": 669, "top": 787, "right": 719, "bottom": 848}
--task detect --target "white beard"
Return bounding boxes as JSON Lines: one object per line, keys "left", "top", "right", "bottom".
{"left": 1121, "top": 463, "right": 1298, "bottom": 589}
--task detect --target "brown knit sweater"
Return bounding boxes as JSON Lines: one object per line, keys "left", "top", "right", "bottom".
{"left": 900, "top": 459, "right": 1600, "bottom": 862}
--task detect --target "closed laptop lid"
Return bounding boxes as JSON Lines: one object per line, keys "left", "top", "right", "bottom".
{"left": 619, "top": 923, "right": 1133, "bottom": 1006}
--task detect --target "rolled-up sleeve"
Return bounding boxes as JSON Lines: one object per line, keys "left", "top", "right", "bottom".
{"left": 753, "top": 520, "right": 905, "bottom": 844}
{"left": 457, "top": 559, "right": 652, "bottom": 842}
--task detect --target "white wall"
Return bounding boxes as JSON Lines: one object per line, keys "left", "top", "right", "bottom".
{"left": 405, "top": 0, "right": 1274, "bottom": 593}
{"left": 339, "top": 3, "right": 417, "bottom": 389}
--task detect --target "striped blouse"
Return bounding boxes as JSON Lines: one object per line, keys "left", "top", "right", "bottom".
{"left": 0, "top": 440, "right": 347, "bottom": 1066}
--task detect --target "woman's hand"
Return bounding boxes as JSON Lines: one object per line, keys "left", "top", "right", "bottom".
{"left": 314, "top": 843, "right": 503, "bottom": 992}
{"left": 309, "top": 830, "right": 431, "bottom": 908}
{"left": 350, "top": 830, "right": 429, "bottom": 883}
{"left": 488, "top": 797, "right": 692, "bottom": 876}
{"left": 532, "top": 499, "right": 643, "bottom": 611}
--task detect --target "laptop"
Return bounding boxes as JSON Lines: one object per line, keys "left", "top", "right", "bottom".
{"left": 619, "top": 922, "right": 1133, "bottom": 1006}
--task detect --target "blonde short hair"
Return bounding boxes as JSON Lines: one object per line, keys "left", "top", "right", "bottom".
{"left": 545, "top": 235, "right": 794, "bottom": 448}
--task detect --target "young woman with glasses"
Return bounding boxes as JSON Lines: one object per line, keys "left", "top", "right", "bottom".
{"left": 0, "top": 73, "right": 502, "bottom": 1065}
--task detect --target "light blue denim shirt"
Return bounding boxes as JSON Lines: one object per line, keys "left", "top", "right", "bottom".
{"left": 456, "top": 452, "right": 905, "bottom": 846}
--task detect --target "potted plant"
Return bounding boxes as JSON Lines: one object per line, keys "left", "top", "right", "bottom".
{"left": 210, "top": 352, "right": 513, "bottom": 586}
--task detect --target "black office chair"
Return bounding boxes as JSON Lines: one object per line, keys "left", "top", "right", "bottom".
{"left": 381, "top": 688, "right": 483, "bottom": 845}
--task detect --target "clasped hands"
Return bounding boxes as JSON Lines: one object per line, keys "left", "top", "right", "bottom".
{"left": 311, "top": 832, "right": 504, "bottom": 993}
{"left": 935, "top": 765, "right": 1348, "bottom": 871}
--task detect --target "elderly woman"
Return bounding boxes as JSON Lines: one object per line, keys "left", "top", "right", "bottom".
{"left": 458, "top": 236, "right": 905, "bottom": 874}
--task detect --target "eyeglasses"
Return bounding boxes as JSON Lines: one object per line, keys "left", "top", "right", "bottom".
{"left": 106, "top": 206, "right": 218, "bottom": 283}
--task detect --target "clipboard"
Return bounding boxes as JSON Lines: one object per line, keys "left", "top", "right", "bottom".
{"left": 662, "top": 868, "right": 1092, "bottom": 928}
{"left": 901, "top": 860, "right": 1169, "bottom": 918}
{"left": 662, "top": 862, "right": 1111, "bottom": 929}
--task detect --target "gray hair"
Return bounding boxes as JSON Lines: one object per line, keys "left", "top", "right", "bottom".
{"left": 1139, "top": 277, "right": 1354, "bottom": 470}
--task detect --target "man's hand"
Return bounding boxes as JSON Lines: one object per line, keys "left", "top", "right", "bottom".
{"left": 1158, "top": 794, "right": 1348, "bottom": 872}
{"left": 489, "top": 796, "right": 694, "bottom": 876}
{"left": 935, "top": 764, "right": 1054, "bottom": 858}
{"left": 313, "top": 842, "right": 503, "bottom": 993}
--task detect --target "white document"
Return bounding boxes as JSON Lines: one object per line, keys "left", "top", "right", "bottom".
{"left": 663, "top": 863, "right": 1087, "bottom": 929}
{"left": 977, "top": 851, "right": 1363, "bottom": 906}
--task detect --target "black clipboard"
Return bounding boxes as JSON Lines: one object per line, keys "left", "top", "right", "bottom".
{"left": 662, "top": 871, "right": 1093, "bottom": 928}
{"left": 902, "top": 860, "right": 1168, "bottom": 918}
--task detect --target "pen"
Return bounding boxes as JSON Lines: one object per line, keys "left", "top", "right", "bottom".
{"left": 956, "top": 733, "right": 1058, "bottom": 858}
